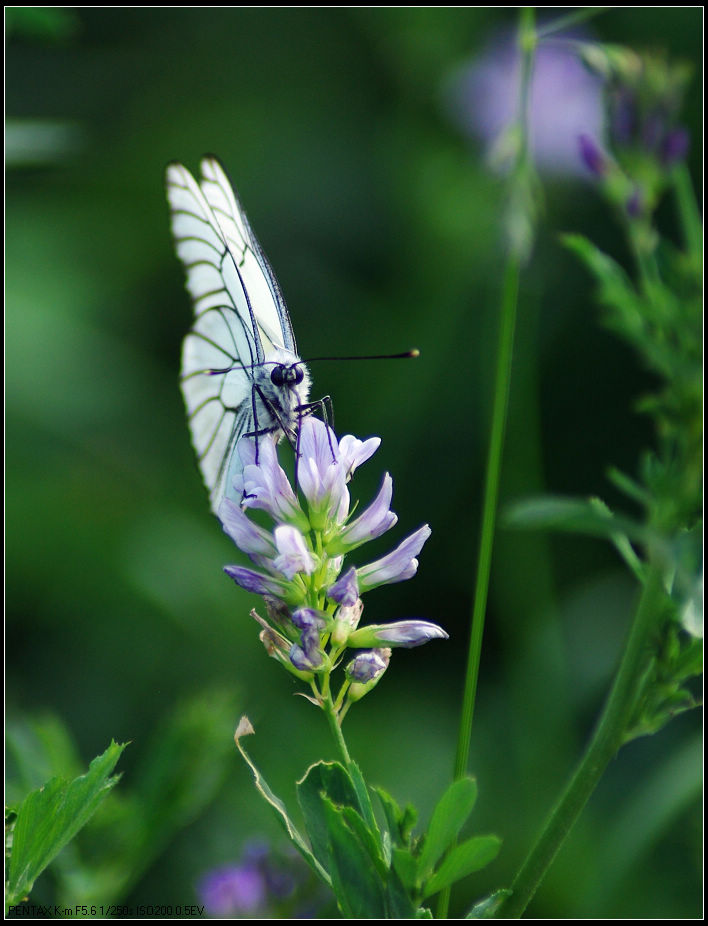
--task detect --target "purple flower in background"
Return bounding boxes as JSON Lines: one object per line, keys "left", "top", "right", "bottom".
{"left": 198, "top": 863, "right": 266, "bottom": 916}
{"left": 448, "top": 30, "right": 604, "bottom": 177}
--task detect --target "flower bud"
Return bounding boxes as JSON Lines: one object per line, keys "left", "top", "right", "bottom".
{"left": 348, "top": 619, "right": 449, "bottom": 649}
{"left": 347, "top": 648, "right": 391, "bottom": 701}
{"left": 331, "top": 598, "right": 364, "bottom": 646}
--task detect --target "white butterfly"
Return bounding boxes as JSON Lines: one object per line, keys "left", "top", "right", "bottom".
{"left": 166, "top": 156, "right": 312, "bottom": 516}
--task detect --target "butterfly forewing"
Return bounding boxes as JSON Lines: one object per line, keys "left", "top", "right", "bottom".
{"left": 167, "top": 157, "right": 309, "bottom": 516}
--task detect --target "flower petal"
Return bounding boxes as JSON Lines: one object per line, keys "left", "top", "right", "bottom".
{"left": 357, "top": 524, "right": 432, "bottom": 592}
{"left": 272, "top": 525, "right": 316, "bottom": 580}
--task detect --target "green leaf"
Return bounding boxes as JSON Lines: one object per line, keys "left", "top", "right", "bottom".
{"left": 392, "top": 846, "right": 419, "bottom": 888}
{"left": 322, "top": 797, "right": 388, "bottom": 918}
{"left": 504, "top": 494, "right": 649, "bottom": 545}
{"left": 234, "top": 718, "right": 329, "bottom": 887}
{"left": 417, "top": 777, "right": 478, "bottom": 880}
{"left": 373, "top": 785, "right": 418, "bottom": 848}
{"left": 465, "top": 888, "right": 513, "bottom": 918}
{"left": 422, "top": 835, "right": 502, "bottom": 899}
{"left": 6, "top": 741, "right": 127, "bottom": 908}
{"left": 296, "top": 760, "right": 362, "bottom": 873}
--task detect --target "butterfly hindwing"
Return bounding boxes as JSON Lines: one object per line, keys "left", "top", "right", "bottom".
{"left": 166, "top": 157, "right": 310, "bottom": 516}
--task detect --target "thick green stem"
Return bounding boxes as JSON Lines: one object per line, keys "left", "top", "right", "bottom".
{"left": 502, "top": 564, "right": 664, "bottom": 917}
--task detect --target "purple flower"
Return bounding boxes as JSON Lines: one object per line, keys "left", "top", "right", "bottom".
{"left": 578, "top": 133, "right": 608, "bottom": 178}
{"left": 661, "top": 126, "right": 690, "bottom": 166}
{"left": 272, "top": 525, "right": 316, "bottom": 580}
{"left": 346, "top": 648, "right": 390, "bottom": 683}
{"left": 330, "top": 473, "right": 398, "bottom": 553}
{"left": 231, "top": 434, "right": 308, "bottom": 529}
{"left": 348, "top": 619, "right": 449, "bottom": 649}
{"left": 217, "top": 415, "right": 445, "bottom": 712}
{"left": 448, "top": 30, "right": 604, "bottom": 177}
{"left": 224, "top": 564, "right": 290, "bottom": 598}
{"left": 220, "top": 497, "right": 276, "bottom": 557}
{"left": 198, "top": 863, "right": 266, "bottom": 916}
{"left": 357, "top": 524, "right": 432, "bottom": 592}
{"left": 327, "top": 566, "right": 360, "bottom": 607}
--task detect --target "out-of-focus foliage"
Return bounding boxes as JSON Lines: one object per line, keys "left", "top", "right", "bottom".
{"left": 6, "top": 7, "right": 701, "bottom": 917}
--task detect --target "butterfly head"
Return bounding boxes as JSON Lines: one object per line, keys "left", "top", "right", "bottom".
{"left": 270, "top": 362, "right": 306, "bottom": 388}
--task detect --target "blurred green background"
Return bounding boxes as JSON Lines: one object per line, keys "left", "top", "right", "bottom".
{"left": 6, "top": 7, "right": 701, "bottom": 918}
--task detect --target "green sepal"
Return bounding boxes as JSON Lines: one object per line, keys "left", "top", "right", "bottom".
{"left": 422, "top": 835, "right": 502, "bottom": 899}
{"left": 6, "top": 740, "right": 127, "bottom": 910}
{"left": 416, "top": 777, "right": 478, "bottom": 881}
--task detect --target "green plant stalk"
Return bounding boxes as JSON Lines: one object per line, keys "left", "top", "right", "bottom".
{"left": 438, "top": 10, "right": 534, "bottom": 919}
{"left": 501, "top": 563, "right": 665, "bottom": 918}
{"left": 453, "top": 256, "right": 521, "bottom": 783}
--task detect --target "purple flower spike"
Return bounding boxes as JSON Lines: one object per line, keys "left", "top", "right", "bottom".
{"left": 357, "top": 524, "right": 432, "bottom": 592}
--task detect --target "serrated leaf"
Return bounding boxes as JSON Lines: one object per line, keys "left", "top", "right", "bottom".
{"left": 234, "top": 718, "right": 329, "bottom": 886}
{"left": 417, "top": 777, "right": 477, "bottom": 880}
{"left": 7, "top": 741, "right": 127, "bottom": 907}
{"left": 466, "top": 887, "right": 513, "bottom": 918}
{"left": 322, "top": 797, "right": 388, "bottom": 918}
{"left": 422, "top": 835, "right": 502, "bottom": 899}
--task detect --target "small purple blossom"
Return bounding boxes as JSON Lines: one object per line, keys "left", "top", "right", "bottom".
{"left": 349, "top": 619, "right": 449, "bottom": 649}
{"left": 292, "top": 607, "right": 328, "bottom": 631}
{"left": 357, "top": 524, "right": 432, "bottom": 593}
{"left": 578, "top": 133, "right": 608, "bottom": 178}
{"left": 198, "top": 863, "right": 266, "bottom": 916}
{"left": 346, "top": 648, "right": 390, "bottom": 683}
{"left": 327, "top": 566, "right": 360, "bottom": 607}
{"left": 220, "top": 497, "right": 276, "bottom": 557}
{"left": 661, "top": 126, "right": 689, "bottom": 166}
{"left": 332, "top": 473, "right": 398, "bottom": 552}
{"left": 272, "top": 525, "right": 316, "bottom": 580}
{"left": 224, "top": 564, "right": 289, "bottom": 598}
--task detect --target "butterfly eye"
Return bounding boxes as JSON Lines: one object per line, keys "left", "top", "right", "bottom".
{"left": 271, "top": 365, "right": 304, "bottom": 387}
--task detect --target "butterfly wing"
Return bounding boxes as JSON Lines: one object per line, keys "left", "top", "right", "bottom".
{"left": 166, "top": 157, "right": 297, "bottom": 514}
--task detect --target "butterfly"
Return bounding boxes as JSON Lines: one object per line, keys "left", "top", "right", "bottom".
{"left": 166, "top": 156, "right": 312, "bottom": 516}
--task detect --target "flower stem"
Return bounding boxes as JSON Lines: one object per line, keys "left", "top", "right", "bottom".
{"left": 501, "top": 563, "right": 664, "bottom": 917}
{"left": 438, "top": 10, "right": 533, "bottom": 920}
{"left": 324, "top": 689, "right": 351, "bottom": 765}
{"left": 454, "top": 254, "right": 521, "bottom": 784}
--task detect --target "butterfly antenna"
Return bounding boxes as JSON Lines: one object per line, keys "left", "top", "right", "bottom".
{"left": 303, "top": 349, "right": 420, "bottom": 363}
